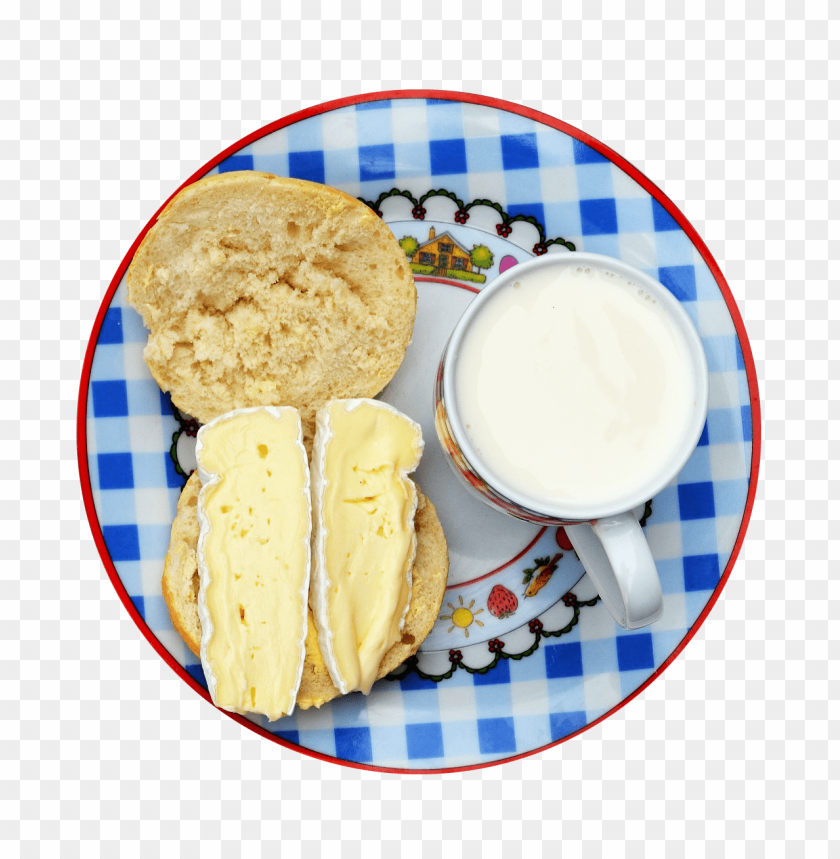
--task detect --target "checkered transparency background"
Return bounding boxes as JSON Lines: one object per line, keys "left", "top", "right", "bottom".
{"left": 1, "top": 0, "right": 835, "bottom": 856}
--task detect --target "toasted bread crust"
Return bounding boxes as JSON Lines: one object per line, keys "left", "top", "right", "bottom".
{"left": 162, "top": 472, "right": 448, "bottom": 708}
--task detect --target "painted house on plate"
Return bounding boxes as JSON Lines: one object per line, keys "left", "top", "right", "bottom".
{"left": 411, "top": 227, "right": 478, "bottom": 278}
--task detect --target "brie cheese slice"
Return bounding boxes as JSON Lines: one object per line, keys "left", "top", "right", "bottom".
{"left": 310, "top": 399, "right": 424, "bottom": 695}
{"left": 196, "top": 406, "right": 311, "bottom": 721}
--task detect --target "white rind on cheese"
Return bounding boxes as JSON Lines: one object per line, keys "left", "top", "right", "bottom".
{"left": 195, "top": 405, "right": 311, "bottom": 721}
{"left": 310, "top": 398, "right": 424, "bottom": 696}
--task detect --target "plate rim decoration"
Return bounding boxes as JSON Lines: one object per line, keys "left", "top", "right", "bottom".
{"left": 77, "top": 89, "right": 762, "bottom": 774}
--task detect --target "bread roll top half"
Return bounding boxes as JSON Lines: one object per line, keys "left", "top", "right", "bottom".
{"left": 126, "top": 171, "right": 417, "bottom": 446}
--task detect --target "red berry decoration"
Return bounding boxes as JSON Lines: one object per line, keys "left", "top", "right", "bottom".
{"left": 556, "top": 527, "right": 573, "bottom": 551}
{"left": 454, "top": 209, "right": 469, "bottom": 224}
{"left": 533, "top": 242, "right": 548, "bottom": 255}
{"left": 487, "top": 584, "right": 518, "bottom": 619}
{"left": 496, "top": 223, "right": 512, "bottom": 237}
{"left": 412, "top": 205, "right": 426, "bottom": 220}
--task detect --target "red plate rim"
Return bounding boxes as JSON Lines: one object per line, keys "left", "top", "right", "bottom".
{"left": 76, "top": 88, "right": 762, "bottom": 775}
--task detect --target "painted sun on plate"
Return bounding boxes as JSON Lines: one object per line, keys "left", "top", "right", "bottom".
{"left": 440, "top": 595, "right": 485, "bottom": 637}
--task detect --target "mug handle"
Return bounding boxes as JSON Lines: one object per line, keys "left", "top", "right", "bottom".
{"left": 564, "top": 512, "right": 664, "bottom": 629}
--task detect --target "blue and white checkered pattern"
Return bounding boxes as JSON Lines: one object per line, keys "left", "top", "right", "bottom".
{"left": 84, "top": 96, "right": 754, "bottom": 770}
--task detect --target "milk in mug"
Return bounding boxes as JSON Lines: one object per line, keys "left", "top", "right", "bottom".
{"left": 453, "top": 263, "right": 698, "bottom": 512}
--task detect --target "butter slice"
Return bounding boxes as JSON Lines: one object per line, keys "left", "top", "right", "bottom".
{"left": 311, "top": 399, "right": 424, "bottom": 695}
{"left": 196, "top": 406, "right": 311, "bottom": 721}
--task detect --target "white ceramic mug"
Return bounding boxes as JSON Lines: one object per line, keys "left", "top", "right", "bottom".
{"left": 435, "top": 252, "right": 709, "bottom": 629}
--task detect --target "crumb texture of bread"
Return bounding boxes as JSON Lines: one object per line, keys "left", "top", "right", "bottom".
{"left": 126, "top": 171, "right": 417, "bottom": 442}
{"left": 161, "top": 475, "right": 202, "bottom": 655}
{"left": 162, "top": 473, "right": 448, "bottom": 708}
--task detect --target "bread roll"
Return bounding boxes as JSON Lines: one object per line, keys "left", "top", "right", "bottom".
{"left": 162, "top": 472, "right": 448, "bottom": 709}
{"left": 126, "top": 171, "right": 417, "bottom": 447}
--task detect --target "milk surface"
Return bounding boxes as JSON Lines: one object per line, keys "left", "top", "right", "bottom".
{"left": 454, "top": 264, "right": 697, "bottom": 509}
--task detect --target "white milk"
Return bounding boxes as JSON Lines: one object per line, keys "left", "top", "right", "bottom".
{"left": 454, "top": 264, "right": 697, "bottom": 510}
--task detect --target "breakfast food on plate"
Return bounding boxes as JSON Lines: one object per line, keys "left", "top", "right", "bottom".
{"left": 137, "top": 172, "right": 445, "bottom": 716}
{"left": 163, "top": 472, "right": 448, "bottom": 711}
{"left": 125, "top": 171, "right": 417, "bottom": 447}
{"left": 309, "top": 399, "right": 424, "bottom": 696}
{"left": 195, "top": 406, "right": 311, "bottom": 721}
{"left": 300, "top": 482, "right": 447, "bottom": 709}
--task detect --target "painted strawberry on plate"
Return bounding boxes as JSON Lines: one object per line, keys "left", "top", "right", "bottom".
{"left": 487, "top": 584, "right": 518, "bottom": 619}
{"left": 522, "top": 553, "right": 562, "bottom": 598}
{"left": 555, "top": 527, "right": 573, "bottom": 551}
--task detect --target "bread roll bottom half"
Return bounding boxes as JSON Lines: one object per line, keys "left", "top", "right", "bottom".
{"left": 164, "top": 468, "right": 448, "bottom": 712}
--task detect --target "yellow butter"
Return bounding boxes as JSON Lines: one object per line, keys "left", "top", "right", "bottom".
{"left": 196, "top": 407, "right": 311, "bottom": 721}
{"left": 311, "top": 399, "right": 423, "bottom": 695}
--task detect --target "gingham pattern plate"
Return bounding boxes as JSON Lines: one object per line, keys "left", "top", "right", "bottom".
{"left": 78, "top": 92, "right": 759, "bottom": 773}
